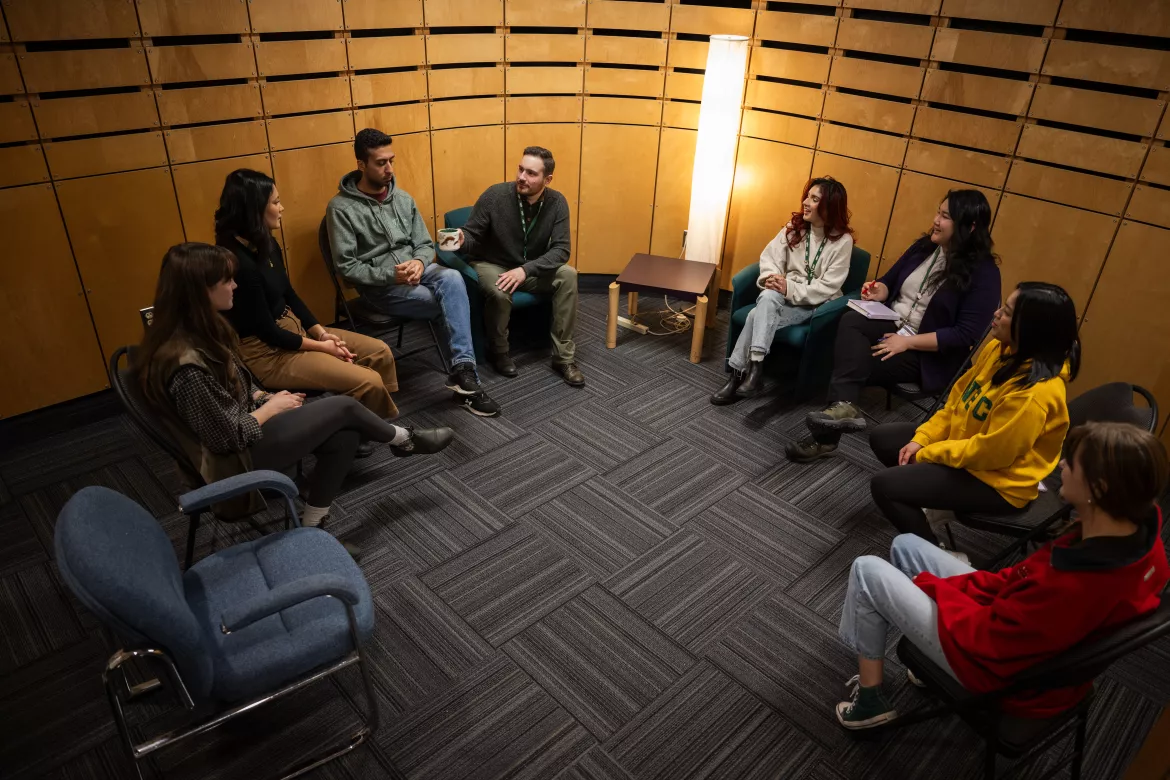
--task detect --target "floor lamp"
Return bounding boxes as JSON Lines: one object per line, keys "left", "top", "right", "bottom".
{"left": 685, "top": 34, "right": 749, "bottom": 325}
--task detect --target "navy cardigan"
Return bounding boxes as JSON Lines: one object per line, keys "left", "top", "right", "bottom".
{"left": 878, "top": 236, "right": 1000, "bottom": 392}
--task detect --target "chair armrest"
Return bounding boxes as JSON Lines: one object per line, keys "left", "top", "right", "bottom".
{"left": 436, "top": 249, "right": 478, "bottom": 281}
{"left": 220, "top": 573, "right": 360, "bottom": 633}
{"left": 179, "top": 470, "right": 300, "bottom": 526}
{"left": 730, "top": 263, "right": 760, "bottom": 312}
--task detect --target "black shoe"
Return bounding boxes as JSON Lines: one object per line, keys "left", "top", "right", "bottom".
{"left": 491, "top": 352, "right": 518, "bottom": 378}
{"left": 553, "top": 361, "right": 585, "bottom": 387}
{"left": 355, "top": 441, "right": 377, "bottom": 459}
{"left": 805, "top": 401, "right": 867, "bottom": 433}
{"left": 736, "top": 362, "right": 765, "bottom": 397}
{"left": 711, "top": 371, "right": 744, "bottom": 405}
{"left": 445, "top": 363, "right": 484, "bottom": 396}
{"left": 457, "top": 391, "right": 501, "bottom": 418}
{"left": 785, "top": 436, "right": 839, "bottom": 463}
{"left": 390, "top": 425, "right": 455, "bottom": 456}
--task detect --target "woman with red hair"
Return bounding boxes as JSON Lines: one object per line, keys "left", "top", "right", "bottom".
{"left": 713, "top": 176, "right": 854, "bottom": 404}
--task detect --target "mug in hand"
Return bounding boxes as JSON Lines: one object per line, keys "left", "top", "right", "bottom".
{"left": 438, "top": 228, "right": 459, "bottom": 249}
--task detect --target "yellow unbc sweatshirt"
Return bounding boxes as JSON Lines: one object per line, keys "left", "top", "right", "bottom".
{"left": 911, "top": 338, "right": 1071, "bottom": 508}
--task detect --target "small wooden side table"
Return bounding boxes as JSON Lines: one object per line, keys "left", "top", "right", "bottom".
{"left": 607, "top": 253, "right": 718, "bottom": 363}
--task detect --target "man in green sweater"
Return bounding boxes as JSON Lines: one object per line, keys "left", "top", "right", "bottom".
{"left": 448, "top": 146, "right": 584, "bottom": 386}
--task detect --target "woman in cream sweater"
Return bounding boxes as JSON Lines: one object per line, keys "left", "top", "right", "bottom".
{"left": 712, "top": 176, "right": 854, "bottom": 404}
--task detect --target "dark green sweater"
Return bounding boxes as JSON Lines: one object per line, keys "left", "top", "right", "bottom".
{"left": 460, "top": 182, "right": 571, "bottom": 276}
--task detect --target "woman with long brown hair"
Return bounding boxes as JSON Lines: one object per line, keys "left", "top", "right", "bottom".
{"left": 712, "top": 176, "right": 854, "bottom": 404}
{"left": 136, "top": 242, "right": 454, "bottom": 549}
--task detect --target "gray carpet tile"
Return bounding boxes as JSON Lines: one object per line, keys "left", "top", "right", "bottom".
{"left": 785, "top": 535, "right": 892, "bottom": 625}
{"left": 606, "top": 438, "right": 749, "bottom": 524}
{"left": 0, "top": 500, "right": 47, "bottom": 579}
{"left": 1107, "top": 636, "right": 1170, "bottom": 705}
{"left": 363, "top": 472, "right": 512, "bottom": 570}
{"left": 682, "top": 407, "right": 797, "bottom": 478}
{"left": 534, "top": 400, "right": 666, "bottom": 473}
{"left": 336, "top": 578, "right": 494, "bottom": 717}
{"left": 452, "top": 432, "right": 597, "bottom": 518}
{"left": 421, "top": 523, "right": 596, "bottom": 647}
{"left": 0, "top": 417, "right": 137, "bottom": 495}
{"left": 606, "top": 532, "right": 773, "bottom": 655}
{"left": 0, "top": 563, "right": 87, "bottom": 675}
{"left": 692, "top": 483, "right": 844, "bottom": 586}
{"left": 603, "top": 661, "right": 821, "bottom": 780}
{"left": 757, "top": 454, "right": 881, "bottom": 530}
{"left": 525, "top": 477, "right": 677, "bottom": 578}
{"left": 409, "top": 398, "right": 529, "bottom": 466}
{"left": 38, "top": 737, "right": 140, "bottom": 780}
{"left": 610, "top": 374, "right": 717, "bottom": 435}
{"left": 481, "top": 367, "right": 595, "bottom": 428}
{"left": 570, "top": 341, "right": 652, "bottom": 398}
{"left": 554, "top": 746, "right": 635, "bottom": 780}
{"left": 504, "top": 585, "right": 695, "bottom": 741}
{"left": 380, "top": 653, "right": 595, "bottom": 780}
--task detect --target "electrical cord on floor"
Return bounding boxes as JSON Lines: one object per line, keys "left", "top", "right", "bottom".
{"left": 631, "top": 295, "right": 696, "bottom": 336}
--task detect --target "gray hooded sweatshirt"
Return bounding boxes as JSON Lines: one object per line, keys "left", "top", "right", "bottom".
{"left": 325, "top": 171, "right": 435, "bottom": 288}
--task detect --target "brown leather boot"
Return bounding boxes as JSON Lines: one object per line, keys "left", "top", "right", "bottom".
{"left": 553, "top": 360, "right": 585, "bottom": 387}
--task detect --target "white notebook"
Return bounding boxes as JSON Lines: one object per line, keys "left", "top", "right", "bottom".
{"left": 848, "top": 299, "right": 901, "bottom": 321}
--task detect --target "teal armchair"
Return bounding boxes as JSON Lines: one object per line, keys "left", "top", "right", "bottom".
{"left": 435, "top": 206, "right": 552, "bottom": 362}
{"left": 726, "top": 245, "right": 871, "bottom": 400}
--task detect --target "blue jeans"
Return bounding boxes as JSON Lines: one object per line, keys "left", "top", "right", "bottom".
{"left": 360, "top": 263, "right": 476, "bottom": 371}
{"left": 839, "top": 533, "right": 968, "bottom": 678}
{"left": 727, "top": 289, "right": 816, "bottom": 371}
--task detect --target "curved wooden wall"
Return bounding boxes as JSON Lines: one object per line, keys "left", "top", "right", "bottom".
{"left": 2, "top": 0, "right": 1170, "bottom": 424}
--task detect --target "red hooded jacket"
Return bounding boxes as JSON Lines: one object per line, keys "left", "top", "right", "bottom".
{"left": 914, "top": 509, "right": 1168, "bottom": 717}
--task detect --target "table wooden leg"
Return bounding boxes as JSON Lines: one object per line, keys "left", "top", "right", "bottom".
{"left": 607, "top": 282, "right": 619, "bottom": 348}
{"left": 628, "top": 291, "right": 638, "bottom": 316}
{"left": 690, "top": 294, "right": 708, "bottom": 363}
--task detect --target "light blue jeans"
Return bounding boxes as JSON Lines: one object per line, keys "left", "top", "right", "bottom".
{"left": 727, "top": 289, "right": 816, "bottom": 371}
{"left": 361, "top": 262, "right": 476, "bottom": 371}
{"left": 839, "top": 533, "right": 968, "bottom": 678}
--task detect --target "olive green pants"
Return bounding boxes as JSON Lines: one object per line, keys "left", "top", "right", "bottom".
{"left": 470, "top": 261, "right": 578, "bottom": 363}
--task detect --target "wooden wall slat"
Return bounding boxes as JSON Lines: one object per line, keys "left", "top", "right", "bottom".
{"left": 343, "top": 0, "right": 424, "bottom": 29}
{"left": 424, "top": 0, "right": 504, "bottom": 27}
{"left": 1005, "top": 160, "right": 1131, "bottom": 216}
{"left": 903, "top": 139, "right": 1008, "bottom": 189}
{"left": 255, "top": 40, "right": 349, "bottom": 78}
{"left": 507, "top": 35, "right": 586, "bottom": 64}
{"left": 506, "top": 67, "right": 584, "bottom": 96}
{"left": 3, "top": 0, "right": 139, "bottom": 41}
{"left": 912, "top": 106, "right": 1021, "bottom": 155}
{"left": 507, "top": 96, "right": 582, "bottom": 124}
{"left": 818, "top": 124, "right": 907, "bottom": 168}
{"left": 0, "top": 145, "right": 50, "bottom": 188}
{"left": 585, "top": 0, "right": 670, "bottom": 33}
{"left": 920, "top": 69, "right": 1033, "bottom": 116}
{"left": 0, "top": 54, "right": 25, "bottom": 95}
{"left": 585, "top": 36, "right": 667, "bottom": 68}
{"left": 1056, "top": 0, "right": 1170, "bottom": 39}
{"left": 261, "top": 77, "right": 354, "bottom": 116}
{"left": 426, "top": 34, "right": 505, "bottom": 66}
{"left": 829, "top": 58, "right": 924, "bottom": 100}
{"left": 354, "top": 103, "right": 431, "bottom": 136}
{"left": 669, "top": 5, "right": 754, "bottom": 37}
{"left": 505, "top": 0, "right": 587, "bottom": 27}
{"left": 267, "top": 112, "right": 355, "bottom": 152}
{"left": 1028, "top": 83, "right": 1164, "bottom": 137}
{"left": 33, "top": 92, "right": 160, "bottom": 140}
{"left": 745, "top": 81, "right": 825, "bottom": 119}
{"left": 664, "top": 71, "right": 703, "bottom": 103}
{"left": 1016, "top": 124, "right": 1147, "bottom": 179}
{"left": 171, "top": 153, "right": 274, "bottom": 243}
{"left": 668, "top": 41, "right": 709, "bottom": 71}
{"left": 346, "top": 36, "right": 427, "bottom": 71}
{"left": 836, "top": 18, "right": 934, "bottom": 59}
{"left": 387, "top": 131, "right": 437, "bottom": 233}
{"left": 1140, "top": 145, "right": 1170, "bottom": 187}
{"left": 136, "top": 0, "right": 252, "bottom": 36}
{"left": 147, "top": 43, "right": 257, "bottom": 84}
{"left": 351, "top": 71, "right": 428, "bottom": 106}
{"left": 429, "top": 97, "right": 505, "bottom": 129}
{"left": 157, "top": 84, "right": 264, "bottom": 126}
{"left": 20, "top": 49, "right": 152, "bottom": 93}
{"left": 751, "top": 49, "right": 831, "bottom": 85}
{"left": 248, "top": 0, "right": 344, "bottom": 32}
{"left": 940, "top": 0, "right": 1059, "bottom": 25}
{"left": 166, "top": 121, "right": 270, "bottom": 164}
{"left": 931, "top": 28, "right": 1046, "bottom": 74}
{"left": 584, "top": 66, "right": 664, "bottom": 99}
{"left": 576, "top": 123, "right": 659, "bottom": 274}
{"left": 755, "top": 11, "right": 839, "bottom": 47}
{"left": 846, "top": 0, "right": 941, "bottom": 13}
{"left": 583, "top": 97, "right": 662, "bottom": 126}
{"left": 427, "top": 66, "right": 505, "bottom": 100}
{"left": 740, "top": 109, "right": 819, "bottom": 147}
{"left": 663, "top": 101, "right": 699, "bottom": 130}
{"left": 649, "top": 127, "right": 696, "bottom": 260}
{"left": 44, "top": 132, "right": 169, "bottom": 180}
{"left": 0, "top": 101, "right": 37, "bottom": 144}
{"left": 822, "top": 91, "right": 914, "bottom": 134}
{"left": 1126, "top": 185, "right": 1170, "bottom": 228}
{"left": 431, "top": 125, "right": 505, "bottom": 222}
{"left": 1043, "top": 40, "right": 1170, "bottom": 91}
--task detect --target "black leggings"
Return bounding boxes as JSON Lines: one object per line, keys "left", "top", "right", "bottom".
{"left": 250, "top": 395, "right": 400, "bottom": 507}
{"left": 868, "top": 422, "right": 1017, "bottom": 544}
{"left": 828, "top": 310, "right": 922, "bottom": 404}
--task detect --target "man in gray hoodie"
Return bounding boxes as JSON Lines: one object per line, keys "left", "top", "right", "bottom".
{"left": 326, "top": 128, "right": 498, "bottom": 418}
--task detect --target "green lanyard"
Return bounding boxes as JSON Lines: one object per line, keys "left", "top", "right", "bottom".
{"left": 906, "top": 247, "right": 942, "bottom": 322}
{"left": 804, "top": 232, "right": 827, "bottom": 284}
{"left": 517, "top": 194, "right": 544, "bottom": 261}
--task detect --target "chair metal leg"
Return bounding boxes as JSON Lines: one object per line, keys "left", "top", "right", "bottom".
{"left": 184, "top": 513, "right": 200, "bottom": 570}
{"left": 396, "top": 322, "right": 404, "bottom": 348}
{"left": 1071, "top": 712, "right": 1087, "bottom": 780}
{"left": 428, "top": 320, "right": 448, "bottom": 372}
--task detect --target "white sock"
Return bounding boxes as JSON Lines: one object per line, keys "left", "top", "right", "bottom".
{"left": 302, "top": 504, "right": 329, "bottom": 528}
{"left": 389, "top": 425, "right": 411, "bottom": 446}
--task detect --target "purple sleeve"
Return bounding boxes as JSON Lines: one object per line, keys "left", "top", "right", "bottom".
{"left": 934, "top": 261, "right": 1001, "bottom": 352}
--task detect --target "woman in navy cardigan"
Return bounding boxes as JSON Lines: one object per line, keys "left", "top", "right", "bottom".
{"left": 789, "top": 189, "right": 1001, "bottom": 462}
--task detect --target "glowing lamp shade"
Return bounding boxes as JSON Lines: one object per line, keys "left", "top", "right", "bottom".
{"left": 684, "top": 34, "right": 749, "bottom": 266}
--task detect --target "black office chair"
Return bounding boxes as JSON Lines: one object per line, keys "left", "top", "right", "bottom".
{"left": 888, "top": 597, "right": 1170, "bottom": 780}
{"left": 952, "top": 383, "right": 1159, "bottom": 561}
{"left": 881, "top": 320, "right": 996, "bottom": 420}
{"left": 317, "top": 217, "right": 446, "bottom": 371}
{"left": 109, "top": 346, "right": 298, "bottom": 568}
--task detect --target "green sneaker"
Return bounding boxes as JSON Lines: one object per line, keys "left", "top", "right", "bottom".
{"left": 786, "top": 436, "right": 838, "bottom": 463}
{"left": 836, "top": 675, "right": 897, "bottom": 730}
{"left": 806, "top": 401, "right": 867, "bottom": 433}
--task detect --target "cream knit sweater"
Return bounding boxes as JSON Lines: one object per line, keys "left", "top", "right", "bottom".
{"left": 756, "top": 224, "right": 854, "bottom": 307}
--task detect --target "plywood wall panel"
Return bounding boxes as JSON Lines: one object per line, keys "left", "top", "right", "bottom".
{"left": 424, "top": 0, "right": 503, "bottom": 26}
{"left": 351, "top": 71, "right": 428, "bottom": 106}
{"left": 171, "top": 154, "right": 274, "bottom": 243}
{"left": 584, "top": 67, "right": 664, "bottom": 98}
{"left": 668, "top": 40, "right": 708, "bottom": 71}
{"left": 344, "top": 0, "right": 425, "bottom": 29}
{"left": 663, "top": 101, "right": 699, "bottom": 130}
{"left": 346, "top": 36, "right": 427, "bottom": 71}
{"left": 649, "top": 127, "right": 695, "bottom": 260}
{"left": 740, "top": 110, "right": 819, "bottom": 148}
{"left": 271, "top": 143, "right": 357, "bottom": 317}
{"left": 1005, "top": 160, "right": 1131, "bottom": 216}
{"left": 931, "top": 29, "right": 1046, "bottom": 74}
{"left": 912, "top": 107, "right": 1020, "bottom": 155}
{"left": 586, "top": 1, "right": 671, "bottom": 32}
{"left": 0, "top": 54, "right": 25, "bottom": 95}
{"left": 829, "top": 58, "right": 923, "bottom": 100}
{"left": 261, "top": 77, "right": 352, "bottom": 116}
{"left": 426, "top": 34, "right": 504, "bottom": 66}
{"left": 882, "top": 171, "right": 1000, "bottom": 272}
{"left": 904, "top": 140, "right": 1009, "bottom": 189}
{"left": 576, "top": 123, "right": 659, "bottom": 274}
{"left": 157, "top": 84, "right": 264, "bottom": 126}
{"left": 745, "top": 81, "right": 824, "bottom": 119}
{"left": 387, "top": 131, "right": 436, "bottom": 233}
{"left": 55, "top": 168, "right": 185, "bottom": 362}
{"left": 0, "top": 184, "right": 108, "bottom": 417}
{"left": 166, "top": 121, "right": 270, "bottom": 164}
{"left": 255, "top": 40, "right": 348, "bottom": 78}
{"left": 669, "top": 5, "right": 754, "bottom": 37}
{"left": 750, "top": 49, "right": 830, "bottom": 84}
{"left": 583, "top": 97, "right": 662, "bottom": 126}
{"left": 33, "top": 92, "right": 160, "bottom": 140}
{"left": 0, "top": 145, "right": 50, "bottom": 188}
{"left": 1016, "top": 125, "right": 1146, "bottom": 179}
{"left": 507, "top": 35, "right": 586, "bottom": 64}
{"left": 664, "top": 72, "right": 703, "bottom": 102}
{"left": 836, "top": 18, "right": 934, "bottom": 59}
{"left": 585, "top": 36, "right": 667, "bottom": 68}
{"left": 431, "top": 125, "right": 505, "bottom": 223}
{"left": 430, "top": 97, "right": 504, "bottom": 129}
{"left": 941, "top": 0, "right": 1059, "bottom": 25}
{"left": 1028, "top": 84, "right": 1163, "bottom": 137}
{"left": 354, "top": 103, "right": 430, "bottom": 135}
{"left": 249, "top": 0, "right": 344, "bottom": 31}
{"left": 0, "top": 101, "right": 36, "bottom": 144}
{"left": 507, "top": 96, "right": 582, "bottom": 124}
{"left": 755, "top": 12, "right": 838, "bottom": 47}
{"left": 724, "top": 138, "right": 814, "bottom": 281}
{"left": 428, "top": 67, "right": 505, "bottom": 100}
{"left": 812, "top": 152, "right": 899, "bottom": 261}
{"left": 991, "top": 195, "right": 1116, "bottom": 313}
{"left": 847, "top": 0, "right": 940, "bottom": 12}
{"left": 506, "top": 0, "right": 586, "bottom": 27}
{"left": 1126, "top": 185, "right": 1170, "bottom": 229}
{"left": 268, "top": 113, "right": 356, "bottom": 151}
{"left": 506, "top": 67, "right": 584, "bottom": 96}
{"left": 818, "top": 124, "right": 906, "bottom": 168}
{"left": 920, "top": 69, "right": 1033, "bottom": 116}
{"left": 136, "top": 0, "right": 252, "bottom": 36}
{"left": 44, "top": 132, "right": 169, "bottom": 180}
{"left": 1056, "top": 0, "right": 1170, "bottom": 39}
{"left": 21, "top": 49, "right": 151, "bottom": 93}
{"left": 1141, "top": 145, "right": 1170, "bottom": 187}
{"left": 1043, "top": 40, "right": 1170, "bottom": 91}
{"left": 822, "top": 92, "right": 914, "bottom": 134}
{"left": 1076, "top": 221, "right": 1170, "bottom": 403}
{"left": 147, "top": 43, "right": 257, "bottom": 84}
{"left": 4, "top": 0, "right": 139, "bottom": 41}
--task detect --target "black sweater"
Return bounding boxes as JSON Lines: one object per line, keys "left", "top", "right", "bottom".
{"left": 460, "top": 182, "right": 571, "bottom": 276}
{"left": 220, "top": 236, "right": 319, "bottom": 351}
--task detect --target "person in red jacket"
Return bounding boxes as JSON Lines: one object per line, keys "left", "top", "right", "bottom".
{"left": 835, "top": 421, "right": 1169, "bottom": 729}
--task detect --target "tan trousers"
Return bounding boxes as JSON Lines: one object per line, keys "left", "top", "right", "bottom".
{"left": 470, "top": 261, "right": 578, "bottom": 363}
{"left": 237, "top": 310, "right": 400, "bottom": 418}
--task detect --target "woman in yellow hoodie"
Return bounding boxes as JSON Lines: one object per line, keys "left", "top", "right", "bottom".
{"left": 868, "top": 282, "right": 1080, "bottom": 544}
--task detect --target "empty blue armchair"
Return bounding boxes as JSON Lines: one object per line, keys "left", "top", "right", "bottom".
{"left": 54, "top": 471, "right": 378, "bottom": 780}
{"left": 727, "top": 245, "right": 871, "bottom": 399}
{"left": 436, "top": 206, "right": 553, "bottom": 362}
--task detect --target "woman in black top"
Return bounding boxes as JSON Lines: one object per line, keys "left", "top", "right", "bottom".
{"left": 216, "top": 168, "right": 400, "bottom": 418}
